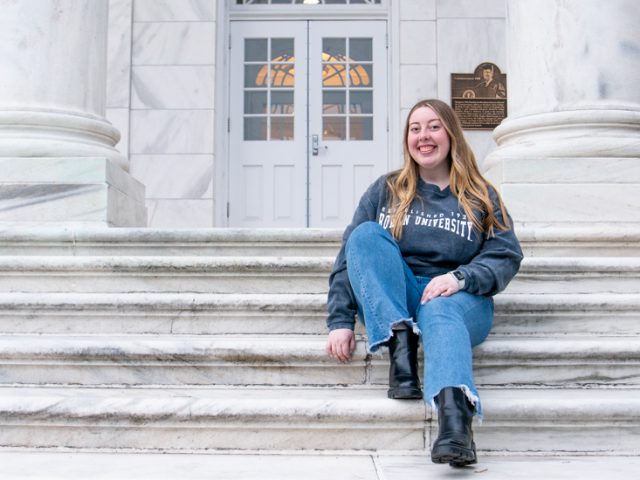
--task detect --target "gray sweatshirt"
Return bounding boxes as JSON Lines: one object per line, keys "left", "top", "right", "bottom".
{"left": 327, "top": 174, "right": 523, "bottom": 331}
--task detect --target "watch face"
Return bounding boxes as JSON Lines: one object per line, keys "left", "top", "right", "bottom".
{"left": 453, "top": 271, "right": 464, "bottom": 281}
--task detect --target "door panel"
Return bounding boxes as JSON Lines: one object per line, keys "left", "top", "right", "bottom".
{"left": 228, "top": 20, "right": 387, "bottom": 228}
{"left": 229, "top": 22, "right": 307, "bottom": 227}
{"left": 308, "top": 21, "right": 387, "bottom": 227}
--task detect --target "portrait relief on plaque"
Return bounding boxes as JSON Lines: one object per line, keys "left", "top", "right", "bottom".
{"left": 451, "top": 62, "right": 507, "bottom": 130}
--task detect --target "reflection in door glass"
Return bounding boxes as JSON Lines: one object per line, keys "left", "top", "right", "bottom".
{"left": 323, "top": 90, "right": 346, "bottom": 114}
{"left": 271, "top": 38, "right": 294, "bottom": 59}
{"left": 349, "top": 38, "right": 373, "bottom": 61}
{"left": 350, "top": 116, "right": 372, "bottom": 141}
{"left": 271, "top": 90, "right": 294, "bottom": 114}
{"left": 244, "top": 91, "right": 268, "bottom": 114}
{"left": 323, "top": 117, "right": 346, "bottom": 140}
{"left": 321, "top": 37, "right": 373, "bottom": 141}
{"left": 323, "top": 38, "right": 346, "bottom": 58}
{"left": 244, "top": 38, "right": 295, "bottom": 141}
{"left": 271, "top": 117, "right": 294, "bottom": 140}
{"left": 349, "top": 91, "right": 372, "bottom": 113}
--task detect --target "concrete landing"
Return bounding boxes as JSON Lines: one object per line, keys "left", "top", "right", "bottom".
{"left": 0, "top": 451, "right": 638, "bottom": 480}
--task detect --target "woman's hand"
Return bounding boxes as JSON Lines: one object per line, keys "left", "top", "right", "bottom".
{"left": 421, "top": 273, "right": 460, "bottom": 304}
{"left": 326, "top": 328, "right": 356, "bottom": 362}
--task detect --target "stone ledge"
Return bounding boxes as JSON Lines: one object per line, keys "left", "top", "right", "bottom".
{"left": 0, "top": 334, "right": 638, "bottom": 388}
{"left": 2, "top": 292, "right": 639, "bottom": 336}
{"left": 0, "top": 386, "right": 428, "bottom": 451}
{"left": 0, "top": 386, "right": 638, "bottom": 453}
{"left": 0, "top": 224, "right": 639, "bottom": 257}
{"left": 0, "top": 256, "right": 638, "bottom": 294}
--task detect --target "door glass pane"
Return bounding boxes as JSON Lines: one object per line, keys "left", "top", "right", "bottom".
{"left": 245, "top": 65, "right": 267, "bottom": 87}
{"left": 349, "top": 38, "right": 372, "bottom": 61}
{"left": 271, "top": 91, "right": 294, "bottom": 114}
{"left": 323, "top": 38, "right": 346, "bottom": 58}
{"left": 349, "top": 63, "right": 372, "bottom": 87}
{"left": 323, "top": 117, "right": 346, "bottom": 140}
{"left": 272, "top": 38, "right": 294, "bottom": 59}
{"left": 245, "top": 39, "right": 268, "bottom": 61}
{"left": 350, "top": 116, "right": 373, "bottom": 140}
{"left": 323, "top": 90, "right": 345, "bottom": 114}
{"left": 271, "top": 117, "right": 294, "bottom": 140}
{"left": 245, "top": 91, "right": 268, "bottom": 113}
{"left": 270, "top": 63, "right": 295, "bottom": 87}
{"left": 244, "top": 117, "right": 267, "bottom": 140}
{"left": 323, "top": 63, "right": 347, "bottom": 87}
{"left": 349, "top": 91, "right": 372, "bottom": 113}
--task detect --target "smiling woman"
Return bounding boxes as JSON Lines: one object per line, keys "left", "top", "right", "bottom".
{"left": 326, "top": 98, "right": 523, "bottom": 468}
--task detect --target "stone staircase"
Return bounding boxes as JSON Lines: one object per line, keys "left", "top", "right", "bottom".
{"left": 0, "top": 227, "right": 638, "bottom": 455}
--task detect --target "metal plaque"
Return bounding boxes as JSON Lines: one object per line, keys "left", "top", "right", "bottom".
{"left": 451, "top": 62, "right": 507, "bottom": 130}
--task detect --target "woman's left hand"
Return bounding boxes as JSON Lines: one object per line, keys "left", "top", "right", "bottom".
{"left": 420, "top": 273, "right": 460, "bottom": 304}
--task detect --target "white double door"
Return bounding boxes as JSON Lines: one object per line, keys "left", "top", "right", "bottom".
{"left": 228, "top": 20, "right": 388, "bottom": 227}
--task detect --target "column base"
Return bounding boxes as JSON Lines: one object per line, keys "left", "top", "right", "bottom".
{"left": 484, "top": 107, "right": 640, "bottom": 228}
{"left": 0, "top": 157, "right": 146, "bottom": 227}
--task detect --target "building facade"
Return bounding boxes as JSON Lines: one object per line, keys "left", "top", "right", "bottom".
{"left": 106, "top": 0, "right": 508, "bottom": 228}
{"left": 1, "top": 0, "right": 638, "bottom": 230}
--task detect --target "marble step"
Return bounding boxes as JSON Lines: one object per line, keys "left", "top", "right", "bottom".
{"left": 0, "top": 256, "right": 638, "bottom": 294}
{"left": 1, "top": 334, "right": 638, "bottom": 387}
{"left": 0, "top": 293, "right": 330, "bottom": 335}
{"left": 0, "top": 386, "right": 427, "bottom": 452}
{"left": 476, "top": 388, "right": 640, "bottom": 454}
{"left": 0, "top": 227, "right": 342, "bottom": 257}
{"left": 492, "top": 293, "right": 640, "bottom": 335}
{"left": 0, "top": 385, "right": 637, "bottom": 454}
{"left": 1, "top": 225, "right": 639, "bottom": 257}
{"left": 0, "top": 256, "right": 331, "bottom": 294}
{"left": 1, "top": 292, "right": 638, "bottom": 336}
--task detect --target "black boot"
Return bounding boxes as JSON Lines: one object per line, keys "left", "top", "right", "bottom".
{"left": 387, "top": 329, "right": 422, "bottom": 399}
{"left": 431, "top": 387, "right": 477, "bottom": 467}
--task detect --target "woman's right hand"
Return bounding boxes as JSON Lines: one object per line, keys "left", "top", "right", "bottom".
{"left": 325, "top": 328, "right": 356, "bottom": 363}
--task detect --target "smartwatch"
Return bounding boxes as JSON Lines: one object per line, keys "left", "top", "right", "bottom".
{"left": 450, "top": 270, "right": 465, "bottom": 289}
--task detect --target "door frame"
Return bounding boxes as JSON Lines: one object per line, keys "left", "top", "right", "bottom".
{"left": 214, "top": 1, "right": 399, "bottom": 227}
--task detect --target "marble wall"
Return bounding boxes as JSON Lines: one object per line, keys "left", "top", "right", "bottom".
{"left": 107, "top": 0, "right": 216, "bottom": 227}
{"left": 399, "top": 0, "right": 506, "bottom": 170}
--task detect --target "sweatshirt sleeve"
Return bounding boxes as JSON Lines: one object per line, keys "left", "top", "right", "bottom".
{"left": 456, "top": 190, "right": 523, "bottom": 296}
{"left": 326, "top": 178, "right": 383, "bottom": 331}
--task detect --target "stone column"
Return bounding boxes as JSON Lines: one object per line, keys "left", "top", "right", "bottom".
{"left": 484, "top": 0, "right": 640, "bottom": 241}
{"left": 0, "top": 0, "right": 146, "bottom": 227}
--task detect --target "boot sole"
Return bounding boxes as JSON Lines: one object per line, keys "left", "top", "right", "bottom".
{"left": 387, "top": 387, "right": 423, "bottom": 399}
{"left": 431, "top": 443, "right": 477, "bottom": 467}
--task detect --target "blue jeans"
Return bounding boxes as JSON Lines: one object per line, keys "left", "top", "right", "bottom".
{"left": 345, "top": 222, "right": 493, "bottom": 416}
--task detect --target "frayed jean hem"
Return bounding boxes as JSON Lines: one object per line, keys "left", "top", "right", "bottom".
{"left": 429, "top": 384, "right": 483, "bottom": 421}
{"left": 367, "top": 317, "right": 420, "bottom": 354}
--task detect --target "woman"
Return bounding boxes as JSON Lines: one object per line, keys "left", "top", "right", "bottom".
{"left": 325, "top": 99, "right": 523, "bottom": 467}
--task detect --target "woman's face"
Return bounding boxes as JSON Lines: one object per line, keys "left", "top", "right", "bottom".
{"left": 406, "top": 106, "right": 451, "bottom": 179}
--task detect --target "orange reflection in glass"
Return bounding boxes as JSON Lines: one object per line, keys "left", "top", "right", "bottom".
{"left": 255, "top": 53, "right": 370, "bottom": 87}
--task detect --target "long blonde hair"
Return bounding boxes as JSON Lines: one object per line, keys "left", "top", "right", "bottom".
{"left": 387, "top": 99, "right": 510, "bottom": 240}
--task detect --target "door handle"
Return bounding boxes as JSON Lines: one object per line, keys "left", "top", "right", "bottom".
{"left": 312, "top": 134, "right": 327, "bottom": 156}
